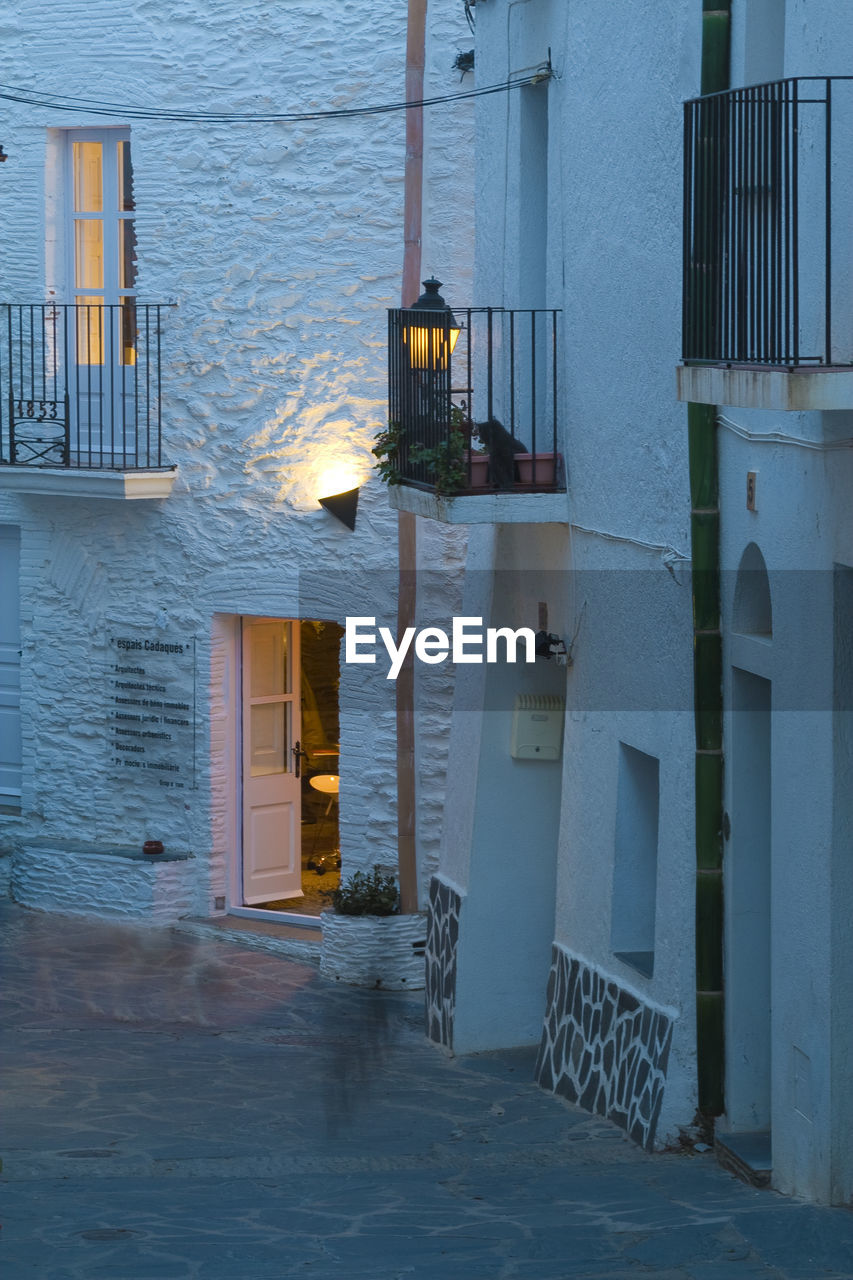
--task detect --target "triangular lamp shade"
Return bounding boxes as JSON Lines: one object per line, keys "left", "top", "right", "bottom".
{"left": 318, "top": 487, "right": 359, "bottom": 531}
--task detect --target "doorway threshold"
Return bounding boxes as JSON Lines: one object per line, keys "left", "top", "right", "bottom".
{"left": 174, "top": 912, "right": 323, "bottom": 965}
{"left": 715, "top": 1131, "right": 772, "bottom": 1189}
{"left": 229, "top": 905, "right": 322, "bottom": 930}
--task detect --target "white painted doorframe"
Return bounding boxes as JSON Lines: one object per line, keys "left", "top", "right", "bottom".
{"left": 240, "top": 616, "right": 302, "bottom": 905}
{"left": 213, "top": 613, "right": 323, "bottom": 928}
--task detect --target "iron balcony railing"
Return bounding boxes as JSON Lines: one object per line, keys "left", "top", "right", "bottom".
{"left": 683, "top": 76, "right": 853, "bottom": 367}
{"left": 0, "top": 303, "right": 169, "bottom": 469}
{"left": 387, "top": 307, "right": 562, "bottom": 494}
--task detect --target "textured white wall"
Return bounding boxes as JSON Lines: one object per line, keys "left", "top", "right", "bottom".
{"left": 12, "top": 844, "right": 197, "bottom": 922}
{"left": 718, "top": 417, "right": 852, "bottom": 1207}
{"left": 717, "top": 0, "right": 853, "bottom": 1202}
{"left": 443, "top": 0, "right": 852, "bottom": 1182}
{"left": 0, "top": 0, "right": 475, "bottom": 914}
{"left": 452, "top": 0, "right": 700, "bottom": 1140}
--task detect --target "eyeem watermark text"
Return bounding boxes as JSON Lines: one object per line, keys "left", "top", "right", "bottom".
{"left": 345, "top": 616, "right": 536, "bottom": 680}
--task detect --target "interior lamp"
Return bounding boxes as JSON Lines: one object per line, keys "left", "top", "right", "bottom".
{"left": 403, "top": 277, "right": 461, "bottom": 371}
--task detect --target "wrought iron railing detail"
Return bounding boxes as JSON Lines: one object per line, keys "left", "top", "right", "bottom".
{"left": 0, "top": 303, "right": 168, "bottom": 469}
{"left": 683, "top": 77, "right": 853, "bottom": 368}
{"left": 387, "top": 307, "right": 562, "bottom": 494}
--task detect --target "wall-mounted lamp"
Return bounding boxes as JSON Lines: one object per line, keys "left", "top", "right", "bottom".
{"left": 317, "top": 464, "right": 361, "bottom": 530}
{"left": 535, "top": 630, "right": 568, "bottom": 663}
{"left": 319, "top": 486, "right": 359, "bottom": 531}
{"left": 402, "top": 277, "right": 461, "bottom": 371}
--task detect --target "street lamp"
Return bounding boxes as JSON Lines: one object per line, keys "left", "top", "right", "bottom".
{"left": 402, "top": 277, "right": 461, "bottom": 371}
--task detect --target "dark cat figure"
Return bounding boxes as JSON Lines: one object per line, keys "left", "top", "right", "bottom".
{"left": 474, "top": 417, "right": 529, "bottom": 489}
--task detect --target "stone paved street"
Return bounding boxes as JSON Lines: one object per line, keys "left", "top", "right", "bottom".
{"left": 2, "top": 899, "right": 852, "bottom": 1279}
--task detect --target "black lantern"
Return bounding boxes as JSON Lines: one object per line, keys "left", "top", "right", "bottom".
{"left": 402, "top": 277, "right": 461, "bottom": 371}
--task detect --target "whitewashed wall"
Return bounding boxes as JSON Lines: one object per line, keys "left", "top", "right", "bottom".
{"left": 719, "top": 0, "right": 853, "bottom": 1208}
{"left": 433, "top": 0, "right": 851, "bottom": 1191}
{"left": 441, "top": 0, "right": 700, "bottom": 1144}
{"left": 0, "top": 0, "right": 474, "bottom": 914}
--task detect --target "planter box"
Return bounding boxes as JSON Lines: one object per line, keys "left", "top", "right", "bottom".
{"left": 320, "top": 910, "right": 427, "bottom": 989}
{"left": 461, "top": 451, "right": 562, "bottom": 489}
{"left": 515, "top": 452, "right": 561, "bottom": 486}
{"left": 462, "top": 451, "right": 490, "bottom": 489}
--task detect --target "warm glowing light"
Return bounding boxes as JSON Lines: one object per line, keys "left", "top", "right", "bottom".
{"left": 316, "top": 465, "right": 362, "bottom": 501}
{"left": 403, "top": 320, "right": 461, "bottom": 371}
{"left": 402, "top": 277, "right": 462, "bottom": 371}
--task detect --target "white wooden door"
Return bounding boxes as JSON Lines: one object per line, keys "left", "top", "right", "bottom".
{"left": 241, "top": 618, "right": 302, "bottom": 904}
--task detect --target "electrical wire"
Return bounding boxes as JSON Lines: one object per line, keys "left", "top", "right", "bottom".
{"left": 571, "top": 523, "right": 691, "bottom": 568}
{"left": 718, "top": 412, "right": 853, "bottom": 452}
{"left": 0, "top": 68, "right": 552, "bottom": 125}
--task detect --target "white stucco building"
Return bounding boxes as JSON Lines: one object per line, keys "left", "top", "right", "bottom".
{"left": 390, "top": 0, "right": 853, "bottom": 1207}
{"left": 3, "top": 0, "right": 851, "bottom": 1212}
{"left": 0, "top": 2, "right": 473, "bottom": 935}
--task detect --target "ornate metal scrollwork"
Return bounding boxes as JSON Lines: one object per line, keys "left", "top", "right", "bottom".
{"left": 10, "top": 400, "right": 69, "bottom": 465}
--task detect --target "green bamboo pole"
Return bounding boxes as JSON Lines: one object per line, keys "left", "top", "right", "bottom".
{"left": 691, "top": 1, "right": 730, "bottom": 1119}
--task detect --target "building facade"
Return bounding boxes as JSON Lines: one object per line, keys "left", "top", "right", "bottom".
{"left": 0, "top": 1, "right": 473, "bottom": 930}
{"left": 392, "top": 0, "right": 853, "bottom": 1206}
{"left": 4, "top": 0, "right": 852, "bottom": 1212}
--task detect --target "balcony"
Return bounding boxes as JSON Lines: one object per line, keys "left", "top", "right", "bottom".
{"left": 385, "top": 302, "right": 566, "bottom": 524}
{"left": 679, "top": 77, "right": 853, "bottom": 411}
{"left": 0, "top": 303, "right": 176, "bottom": 498}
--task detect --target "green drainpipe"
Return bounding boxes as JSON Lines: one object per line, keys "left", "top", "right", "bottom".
{"left": 692, "top": 1, "right": 730, "bottom": 1120}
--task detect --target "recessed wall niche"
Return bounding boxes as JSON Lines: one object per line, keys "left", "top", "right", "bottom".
{"left": 733, "top": 542, "right": 773, "bottom": 638}
{"left": 610, "top": 743, "right": 660, "bottom": 978}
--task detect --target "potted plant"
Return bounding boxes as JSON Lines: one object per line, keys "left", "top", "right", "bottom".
{"left": 371, "top": 420, "right": 405, "bottom": 486}
{"left": 408, "top": 431, "right": 467, "bottom": 496}
{"left": 320, "top": 866, "right": 427, "bottom": 990}
{"left": 373, "top": 406, "right": 487, "bottom": 497}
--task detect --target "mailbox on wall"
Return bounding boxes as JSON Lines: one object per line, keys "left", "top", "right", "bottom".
{"left": 510, "top": 694, "right": 565, "bottom": 760}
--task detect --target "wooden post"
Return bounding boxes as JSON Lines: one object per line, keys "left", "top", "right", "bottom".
{"left": 396, "top": 0, "right": 427, "bottom": 913}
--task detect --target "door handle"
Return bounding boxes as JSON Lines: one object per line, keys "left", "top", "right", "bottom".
{"left": 291, "top": 740, "right": 308, "bottom": 778}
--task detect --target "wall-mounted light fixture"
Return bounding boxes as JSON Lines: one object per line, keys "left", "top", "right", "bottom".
{"left": 319, "top": 486, "right": 359, "bottom": 531}
{"left": 402, "top": 277, "right": 461, "bottom": 371}
{"left": 535, "top": 630, "right": 568, "bottom": 663}
{"left": 317, "top": 464, "right": 361, "bottom": 531}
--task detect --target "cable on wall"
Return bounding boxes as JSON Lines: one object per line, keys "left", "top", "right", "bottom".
{"left": 717, "top": 413, "right": 853, "bottom": 452}
{"left": 570, "top": 523, "right": 691, "bottom": 568}
{"left": 0, "top": 69, "right": 552, "bottom": 125}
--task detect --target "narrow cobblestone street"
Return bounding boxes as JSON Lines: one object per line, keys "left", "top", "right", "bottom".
{"left": 2, "top": 899, "right": 852, "bottom": 1279}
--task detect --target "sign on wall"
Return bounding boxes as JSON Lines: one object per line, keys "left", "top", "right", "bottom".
{"left": 107, "top": 632, "right": 197, "bottom": 789}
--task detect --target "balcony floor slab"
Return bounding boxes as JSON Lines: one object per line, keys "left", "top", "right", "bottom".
{"left": 389, "top": 484, "right": 569, "bottom": 525}
{"left": 0, "top": 466, "right": 177, "bottom": 499}
{"left": 677, "top": 364, "right": 853, "bottom": 412}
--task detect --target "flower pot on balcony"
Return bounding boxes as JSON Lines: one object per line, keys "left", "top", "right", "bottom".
{"left": 515, "top": 453, "right": 560, "bottom": 486}
{"left": 462, "top": 451, "right": 490, "bottom": 490}
{"left": 320, "top": 909, "right": 427, "bottom": 989}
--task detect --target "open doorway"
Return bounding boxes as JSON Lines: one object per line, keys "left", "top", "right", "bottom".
{"left": 240, "top": 616, "right": 343, "bottom": 919}
{"left": 725, "top": 668, "right": 772, "bottom": 1154}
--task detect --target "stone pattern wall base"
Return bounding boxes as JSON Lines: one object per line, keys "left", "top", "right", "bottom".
{"left": 319, "top": 910, "right": 426, "bottom": 990}
{"left": 424, "top": 876, "right": 461, "bottom": 1048}
{"left": 535, "top": 945, "right": 674, "bottom": 1150}
{"left": 11, "top": 844, "right": 196, "bottom": 924}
